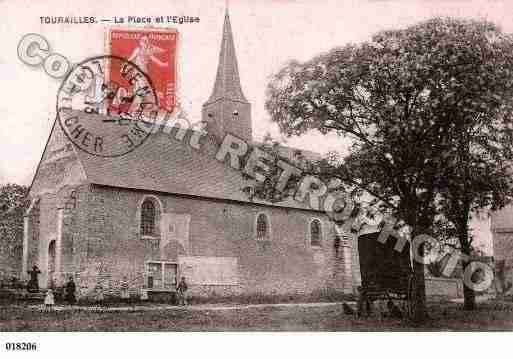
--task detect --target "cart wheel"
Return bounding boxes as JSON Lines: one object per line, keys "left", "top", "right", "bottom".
{"left": 406, "top": 274, "right": 416, "bottom": 320}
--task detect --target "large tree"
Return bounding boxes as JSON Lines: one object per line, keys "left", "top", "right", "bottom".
{"left": 436, "top": 109, "right": 513, "bottom": 310}
{"left": 0, "top": 183, "right": 29, "bottom": 278}
{"left": 264, "top": 18, "right": 513, "bottom": 321}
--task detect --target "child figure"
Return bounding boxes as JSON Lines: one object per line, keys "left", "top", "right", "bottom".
{"left": 44, "top": 289, "right": 55, "bottom": 311}
{"left": 176, "top": 276, "right": 188, "bottom": 306}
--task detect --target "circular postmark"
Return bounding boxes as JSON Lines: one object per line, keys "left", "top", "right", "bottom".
{"left": 56, "top": 55, "right": 159, "bottom": 157}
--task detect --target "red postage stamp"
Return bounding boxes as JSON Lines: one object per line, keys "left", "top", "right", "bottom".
{"left": 107, "top": 27, "right": 178, "bottom": 113}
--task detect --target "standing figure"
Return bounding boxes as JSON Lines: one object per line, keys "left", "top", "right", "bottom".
{"left": 94, "top": 283, "right": 104, "bottom": 305}
{"left": 44, "top": 289, "right": 55, "bottom": 311}
{"left": 176, "top": 276, "right": 188, "bottom": 306}
{"left": 65, "top": 276, "right": 76, "bottom": 305}
{"left": 27, "top": 265, "right": 41, "bottom": 293}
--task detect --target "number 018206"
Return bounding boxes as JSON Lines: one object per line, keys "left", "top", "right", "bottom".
{"left": 5, "top": 342, "right": 37, "bottom": 351}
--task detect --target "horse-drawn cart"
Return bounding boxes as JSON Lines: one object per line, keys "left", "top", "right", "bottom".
{"left": 357, "top": 231, "right": 416, "bottom": 319}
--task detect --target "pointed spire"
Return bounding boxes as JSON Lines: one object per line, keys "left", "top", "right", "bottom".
{"left": 206, "top": 8, "right": 248, "bottom": 104}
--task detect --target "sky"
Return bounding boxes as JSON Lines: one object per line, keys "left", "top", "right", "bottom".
{"left": 2, "top": 0, "right": 511, "bottom": 253}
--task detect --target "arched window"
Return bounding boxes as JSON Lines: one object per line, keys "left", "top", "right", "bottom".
{"left": 141, "top": 199, "right": 157, "bottom": 236}
{"left": 310, "top": 219, "right": 322, "bottom": 246}
{"left": 256, "top": 213, "right": 270, "bottom": 240}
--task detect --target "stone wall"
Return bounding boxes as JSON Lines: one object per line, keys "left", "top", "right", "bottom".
{"left": 70, "top": 185, "right": 350, "bottom": 299}
{"left": 24, "top": 184, "right": 84, "bottom": 288}
{"left": 425, "top": 277, "right": 463, "bottom": 298}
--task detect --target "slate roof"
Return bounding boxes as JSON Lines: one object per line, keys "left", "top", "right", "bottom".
{"left": 205, "top": 10, "right": 248, "bottom": 105}
{"left": 67, "top": 116, "right": 322, "bottom": 212}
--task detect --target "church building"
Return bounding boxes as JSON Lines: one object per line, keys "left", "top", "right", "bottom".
{"left": 22, "top": 11, "right": 355, "bottom": 300}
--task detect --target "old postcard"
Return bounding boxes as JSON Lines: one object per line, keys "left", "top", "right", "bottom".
{"left": 1, "top": 0, "right": 512, "bottom": 357}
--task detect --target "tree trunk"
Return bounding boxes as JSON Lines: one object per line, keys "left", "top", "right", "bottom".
{"left": 411, "top": 224, "right": 429, "bottom": 323}
{"left": 458, "top": 214, "right": 476, "bottom": 310}
{"left": 461, "top": 242, "right": 476, "bottom": 310}
{"left": 462, "top": 271, "right": 476, "bottom": 310}
{"left": 412, "top": 258, "right": 428, "bottom": 322}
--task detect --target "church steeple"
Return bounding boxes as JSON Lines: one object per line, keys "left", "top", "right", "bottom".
{"left": 202, "top": 8, "right": 252, "bottom": 141}
{"left": 206, "top": 9, "right": 248, "bottom": 105}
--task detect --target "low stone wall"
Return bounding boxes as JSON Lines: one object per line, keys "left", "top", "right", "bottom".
{"left": 425, "top": 277, "right": 463, "bottom": 298}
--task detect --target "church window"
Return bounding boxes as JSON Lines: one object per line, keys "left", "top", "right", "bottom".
{"left": 141, "top": 199, "right": 157, "bottom": 236}
{"left": 310, "top": 219, "right": 322, "bottom": 246}
{"left": 256, "top": 213, "right": 270, "bottom": 240}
